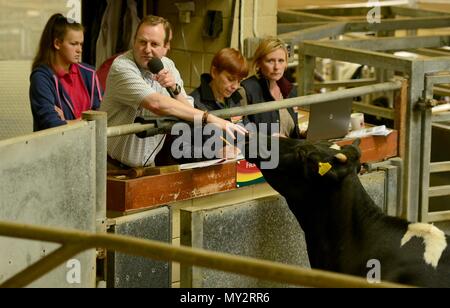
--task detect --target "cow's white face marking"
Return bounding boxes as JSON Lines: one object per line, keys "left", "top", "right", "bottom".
{"left": 401, "top": 223, "right": 447, "bottom": 268}
{"left": 330, "top": 144, "right": 341, "bottom": 151}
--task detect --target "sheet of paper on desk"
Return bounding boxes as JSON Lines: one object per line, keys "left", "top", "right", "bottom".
{"left": 179, "top": 153, "right": 245, "bottom": 170}
{"left": 345, "top": 125, "right": 392, "bottom": 139}
{"left": 179, "top": 158, "right": 226, "bottom": 170}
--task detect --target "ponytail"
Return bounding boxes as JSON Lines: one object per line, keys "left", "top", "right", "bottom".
{"left": 32, "top": 13, "right": 84, "bottom": 71}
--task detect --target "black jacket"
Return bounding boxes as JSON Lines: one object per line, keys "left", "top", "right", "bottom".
{"left": 241, "top": 75, "right": 301, "bottom": 138}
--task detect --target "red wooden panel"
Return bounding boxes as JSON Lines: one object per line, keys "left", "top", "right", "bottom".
{"left": 107, "top": 162, "right": 237, "bottom": 212}
{"left": 337, "top": 130, "right": 398, "bottom": 163}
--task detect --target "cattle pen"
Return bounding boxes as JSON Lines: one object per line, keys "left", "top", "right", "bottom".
{"left": 0, "top": 74, "right": 419, "bottom": 288}
{"left": 1, "top": 0, "right": 450, "bottom": 289}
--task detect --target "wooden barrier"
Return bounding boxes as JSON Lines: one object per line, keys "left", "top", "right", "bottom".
{"left": 107, "top": 162, "right": 237, "bottom": 212}
{"left": 107, "top": 131, "right": 397, "bottom": 213}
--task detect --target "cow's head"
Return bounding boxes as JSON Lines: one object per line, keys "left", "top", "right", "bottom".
{"left": 291, "top": 139, "right": 362, "bottom": 183}
{"left": 245, "top": 135, "right": 362, "bottom": 193}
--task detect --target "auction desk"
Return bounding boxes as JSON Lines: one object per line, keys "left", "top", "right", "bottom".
{"left": 107, "top": 131, "right": 398, "bottom": 213}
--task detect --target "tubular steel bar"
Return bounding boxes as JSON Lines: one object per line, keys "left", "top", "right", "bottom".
{"left": 278, "top": 9, "right": 336, "bottom": 23}
{"left": 423, "top": 56, "right": 450, "bottom": 73}
{"left": 212, "top": 81, "right": 402, "bottom": 119}
{"left": 427, "top": 211, "right": 450, "bottom": 223}
{"left": 105, "top": 82, "right": 402, "bottom": 138}
{"left": 298, "top": 1, "right": 410, "bottom": 11}
{"left": 328, "top": 36, "right": 450, "bottom": 52}
{"left": 295, "top": 6, "right": 393, "bottom": 17}
{"left": 0, "top": 221, "right": 410, "bottom": 288}
{"left": 344, "top": 17, "right": 450, "bottom": 33}
{"left": 279, "top": 22, "right": 347, "bottom": 44}
{"left": 390, "top": 6, "right": 450, "bottom": 17}
{"left": 429, "top": 186, "right": 450, "bottom": 198}
{"left": 301, "top": 42, "right": 413, "bottom": 73}
{"left": 424, "top": 57, "right": 450, "bottom": 73}
{"left": 352, "top": 102, "right": 396, "bottom": 120}
{"left": 430, "top": 162, "right": 450, "bottom": 174}
{"left": 313, "top": 78, "right": 377, "bottom": 90}
{"left": 278, "top": 22, "right": 327, "bottom": 34}
{"left": 432, "top": 112, "right": 450, "bottom": 123}
{"left": 107, "top": 122, "right": 155, "bottom": 138}
{"left": 279, "top": 16, "right": 450, "bottom": 47}
{"left": 433, "top": 87, "right": 450, "bottom": 98}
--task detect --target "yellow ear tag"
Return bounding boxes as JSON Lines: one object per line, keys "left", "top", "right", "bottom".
{"left": 318, "top": 162, "right": 332, "bottom": 176}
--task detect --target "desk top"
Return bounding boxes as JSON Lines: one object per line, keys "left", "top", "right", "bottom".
{"left": 297, "top": 108, "right": 398, "bottom": 163}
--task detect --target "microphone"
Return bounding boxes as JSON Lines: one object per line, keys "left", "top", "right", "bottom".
{"left": 148, "top": 57, "right": 175, "bottom": 98}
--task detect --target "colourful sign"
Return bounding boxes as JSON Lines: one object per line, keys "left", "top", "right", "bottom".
{"left": 236, "top": 160, "right": 265, "bottom": 188}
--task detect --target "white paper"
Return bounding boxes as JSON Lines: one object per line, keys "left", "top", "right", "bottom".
{"left": 179, "top": 159, "right": 226, "bottom": 170}
{"left": 345, "top": 125, "right": 392, "bottom": 139}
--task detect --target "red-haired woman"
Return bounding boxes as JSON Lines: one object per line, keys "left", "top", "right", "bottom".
{"left": 30, "top": 13, "right": 102, "bottom": 131}
{"left": 191, "top": 48, "right": 249, "bottom": 121}
{"left": 189, "top": 48, "right": 249, "bottom": 159}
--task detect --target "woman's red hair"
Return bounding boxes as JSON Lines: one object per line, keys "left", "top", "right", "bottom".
{"left": 211, "top": 48, "right": 249, "bottom": 80}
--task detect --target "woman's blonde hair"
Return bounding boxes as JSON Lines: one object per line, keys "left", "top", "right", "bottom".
{"left": 252, "top": 37, "right": 288, "bottom": 74}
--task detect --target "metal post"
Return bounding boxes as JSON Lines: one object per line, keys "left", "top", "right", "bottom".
{"left": 403, "top": 61, "right": 425, "bottom": 222}
{"left": 297, "top": 46, "right": 315, "bottom": 97}
{"left": 420, "top": 109, "right": 433, "bottom": 223}
{"left": 380, "top": 165, "right": 400, "bottom": 217}
{"left": 418, "top": 75, "right": 435, "bottom": 222}
{"left": 82, "top": 111, "right": 107, "bottom": 233}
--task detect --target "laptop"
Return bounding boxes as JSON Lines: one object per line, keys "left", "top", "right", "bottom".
{"left": 306, "top": 98, "right": 353, "bottom": 141}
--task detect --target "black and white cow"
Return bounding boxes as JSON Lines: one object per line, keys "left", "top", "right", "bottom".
{"left": 246, "top": 136, "right": 450, "bottom": 287}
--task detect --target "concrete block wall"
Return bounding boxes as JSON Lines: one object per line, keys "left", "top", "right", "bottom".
{"left": 172, "top": 170, "right": 395, "bottom": 287}
{"left": 180, "top": 195, "right": 311, "bottom": 288}
{"left": 157, "top": 0, "right": 277, "bottom": 92}
{"left": 108, "top": 207, "right": 172, "bottom": 288}
{"left": 169, "top": 183, "right": 278, "bottom": 288}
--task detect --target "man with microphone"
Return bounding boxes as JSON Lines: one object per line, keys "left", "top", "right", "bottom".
{"left": 101, "top": 15, "right": 246, "bottom": 168}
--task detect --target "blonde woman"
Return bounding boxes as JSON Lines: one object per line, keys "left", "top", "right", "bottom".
{"left": 241, "top": 37, "right": 301, "bottom": 138}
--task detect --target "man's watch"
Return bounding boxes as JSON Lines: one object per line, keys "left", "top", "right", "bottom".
{"left": 172, "top": 83, "right": 182, "bottom": 96}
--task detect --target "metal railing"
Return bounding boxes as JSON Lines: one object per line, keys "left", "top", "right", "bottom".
{"left": 0, "top": 221, "right": 410, "bottom": 288}
{"left": 419, "top": 74, "right": 450, "bottom": 223}
{"left": 105, "top": 81, "right": 403, "bottom": 139}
